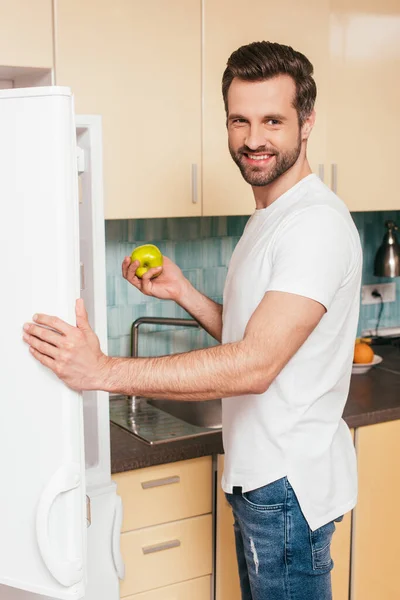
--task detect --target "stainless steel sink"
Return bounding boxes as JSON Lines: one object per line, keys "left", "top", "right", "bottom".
{"left": 148, "top": 398, "right": 222, "bottom": 429}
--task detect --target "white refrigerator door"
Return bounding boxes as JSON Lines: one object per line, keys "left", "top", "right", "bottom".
{"left": 0, "top": 87, "right": 86, "bottom": 599}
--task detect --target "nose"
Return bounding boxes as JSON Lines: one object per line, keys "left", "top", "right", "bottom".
{"left": 245, "top": 124, "right": 267, "bottom": 151}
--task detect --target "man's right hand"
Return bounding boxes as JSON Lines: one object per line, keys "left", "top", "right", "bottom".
{"left": 121, "top": 255, "right": 190, "bottom": 302}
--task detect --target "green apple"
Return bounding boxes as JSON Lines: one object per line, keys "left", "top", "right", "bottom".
{"left": 130, "top": 244, "right": 163, "bottom": 279}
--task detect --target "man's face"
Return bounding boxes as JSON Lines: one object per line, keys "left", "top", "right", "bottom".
{"left": 227, "top": 75, "right": 309, "bottom": 187}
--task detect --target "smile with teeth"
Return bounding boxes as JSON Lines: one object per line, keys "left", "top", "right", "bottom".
{"left": 247, "top": 154, "right": 273, "bottom": 161}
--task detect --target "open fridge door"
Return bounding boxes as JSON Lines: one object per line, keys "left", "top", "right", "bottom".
{"left": 0, "top": 87, "right": 87, "bottom": 599}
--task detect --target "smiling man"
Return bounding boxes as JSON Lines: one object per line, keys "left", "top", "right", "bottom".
{"left": 23, "top": 42, "right": 362, "bottom": 600}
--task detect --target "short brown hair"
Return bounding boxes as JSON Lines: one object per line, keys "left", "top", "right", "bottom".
{"left": 222, "top": 41, "right": 317, "bottom": 125}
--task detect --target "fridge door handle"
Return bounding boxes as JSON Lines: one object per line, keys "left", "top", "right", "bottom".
{"left": 111, "top": 494, "right": 125, "bottom": 580}
{"left": 36, "top": 464, "right": 84, "bottom": 587}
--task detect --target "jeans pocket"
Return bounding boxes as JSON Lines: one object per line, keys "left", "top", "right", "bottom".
{"left": 309, "top": 520, "right": 335, "bottom": 571}
{"left": 241, "top": 478, "right": 286, "bottom": 512}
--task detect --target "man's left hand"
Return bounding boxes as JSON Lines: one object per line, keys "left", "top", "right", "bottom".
{"left": 22, "top": 298, "right": 109, "bottom": 392}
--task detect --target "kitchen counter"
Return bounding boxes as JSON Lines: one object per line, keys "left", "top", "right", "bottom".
{"left": 110, "top": 343, "right": 400, "bottom": 474}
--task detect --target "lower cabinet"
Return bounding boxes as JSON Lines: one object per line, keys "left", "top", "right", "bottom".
{"left": 123, "top": 576, "right": 212, "bottom": 600}
{"left": 351, "top": 420, "right": 400, "bottom": 600}
{"left": 112, "top": 456, "right": 213, "bottom": 599}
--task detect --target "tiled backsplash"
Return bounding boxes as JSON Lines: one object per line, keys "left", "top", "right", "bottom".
{"left": 105, "top": 211, "right": 400, "bottom": 357}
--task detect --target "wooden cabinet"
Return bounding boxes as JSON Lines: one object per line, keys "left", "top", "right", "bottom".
{"left": 0, "top": 0, "right": 53, "bottom": 69}
{"left": 124, "top": 576, "right": 211, "bottom": 600}
{"left": 55, "top": 0, "right": 202, "bottom": 220}
{"left": 202, "top": 0, "right": 330, "bottom": 216}
{"left": 55, "top": 0, "right": 400, "bottom": 218}
{"left": 112, "top": 456, "right": 212, "bottom": 598}
{"left": 352, "top": 420, "right": 400, "bottom": 600}
{"left": 327, "top": 0, "right": 400, "bottom": 211}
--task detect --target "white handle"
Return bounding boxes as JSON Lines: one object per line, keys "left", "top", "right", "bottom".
{"left": 331, "top": 163, "right": 337, "bottom": 193}
{"left": 191, "top": 164, "right": 198, "bottom": 204}
{"left": 36, "top": 464, "right": 83, "bottom": 587}
{"left": 112, "top": 494, "right": 125, "bottom": 580}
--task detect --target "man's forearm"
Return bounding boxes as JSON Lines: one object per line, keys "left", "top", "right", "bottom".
{"left": 100, "top": 340, "right": 267, "bottom": 400}
{"left": 177, "top": 282, "right": 223, "bottom": 342}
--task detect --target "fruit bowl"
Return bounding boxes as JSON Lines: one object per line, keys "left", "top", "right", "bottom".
{"left": 352, "top": 354, "right": 383, "bottom": 375}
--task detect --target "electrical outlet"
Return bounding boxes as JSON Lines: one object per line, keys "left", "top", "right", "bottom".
{"left": 361, "top": 282, "right": 396, "bottom": 305}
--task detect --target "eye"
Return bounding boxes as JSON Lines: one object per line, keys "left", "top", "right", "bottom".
{"left": 231, "top": 118, "right": 247, "bottom": 125}
{"left": 267, "top": 119, "right": 281, "bottom": 126}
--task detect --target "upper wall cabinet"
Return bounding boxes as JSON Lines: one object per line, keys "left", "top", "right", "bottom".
{"left": 55, "top": 0, "right": 202, "bottom": 220}
{"left": 55, "top": 0, "right": 400, "bottom": 218}
{"left": 0, "top": 0, "right": 53, "bottom": 69}
{"left": 202, "top": 0, "right": 330, "bottom": 216}
{"left": 327, "top": 0, "right": 400, "bottom": 211}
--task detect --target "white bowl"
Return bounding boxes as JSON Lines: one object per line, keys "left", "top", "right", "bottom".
{"left": 352, "top": 354, "right": 383, "bottom": 375}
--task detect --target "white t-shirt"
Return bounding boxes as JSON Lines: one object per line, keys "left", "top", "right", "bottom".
{"left": 221, "top": 173, "right": 362, "bottom": 532}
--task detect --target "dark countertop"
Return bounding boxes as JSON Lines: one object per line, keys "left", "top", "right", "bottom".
{"left": 111, "top": 343, "right": 400, "bottom": 474}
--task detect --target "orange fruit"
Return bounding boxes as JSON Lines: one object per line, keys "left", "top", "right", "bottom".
{"left": 353, "top": 342, "right": 374, "bottom": 364}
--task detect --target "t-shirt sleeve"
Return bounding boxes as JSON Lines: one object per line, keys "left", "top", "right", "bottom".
{"left": 266, "top": 206, "right": 357, "bottom": 310}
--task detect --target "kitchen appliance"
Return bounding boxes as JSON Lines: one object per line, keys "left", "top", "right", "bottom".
{"left": 0, "top": 87, "right": 123, "bottom": 600}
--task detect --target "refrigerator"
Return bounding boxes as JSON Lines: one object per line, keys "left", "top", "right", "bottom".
{"left": 0, "top": 87, "right": 123, "bottom": 600}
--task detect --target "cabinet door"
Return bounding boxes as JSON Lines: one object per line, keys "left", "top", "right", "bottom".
{"left": 352, "top": 420, "right": 400, "bottom": 599}
{"left": 0, "top": 0, "right": 53, "bottom": 68}
{"left": 327, "top": 0, "right": 400, "bottom": 211}
{"left": 215, "top": 456, "right": 241, "bottom": 600}
{"left": 202, "top": 0, "right": 330, "bottom": 216}
{"left": 55, "top": 0, "right": 201, "bottom": 220}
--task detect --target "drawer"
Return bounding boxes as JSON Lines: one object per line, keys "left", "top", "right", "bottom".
{"left": 113, "top": 456, "right": 212, "bottom": 531}
{"left": 122, "top": 575, "right": 211, "bottom": 600}
{"left": 120, "top": 514, "right": 212, "bottom": 596}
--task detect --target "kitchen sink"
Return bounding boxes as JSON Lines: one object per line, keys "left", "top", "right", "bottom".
{"left": 148, "top": 398, "right": 222, "bottom": 429}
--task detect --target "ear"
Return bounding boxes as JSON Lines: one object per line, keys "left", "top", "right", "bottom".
{"left": 301, "top": 110, "right": 316, "bottom": 141}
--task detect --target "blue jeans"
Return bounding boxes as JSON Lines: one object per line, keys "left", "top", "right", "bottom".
{"left": 226, "top": 477, "right": 340, "bottom": 600}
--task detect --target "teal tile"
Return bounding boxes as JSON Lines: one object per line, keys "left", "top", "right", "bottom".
{"left": 200, "top": 217, "right": 228, "bottom": 238}
{"left": 182, "top": 268, "right": 203, "bottom": 292}
{"left": 107, "top": 338, "right": 120, "bottom": 357}
{"left": 166, "top": 217, "right": 201, "bottom": 241}
{"left": 227, "top": 216, "right": 249, "bottom": 236}
{"left": 107, "top": 307, "right": 120, "bottom": 338}
{"left": 105, "top": 220, "right": 127, "bottom": 242}
{"left": 175, "top": 240, "right": 203, "bottom": 269}
{"left": 145, "top": 219, "right": 169, "bottom": 241}
{"left": 119, "top": 335, "right": 131, "bottom": 358}
{"left": 202, "top": 238, "right": 222, "bottom": 268}
{"left": 127, "top": 219, "right": 146, "bottom": 242}
{"left": 203, "top": 267, "right": 228, "bottom": 297}
{"left": 106, "top": 275, "right": 116, "bottom": 306}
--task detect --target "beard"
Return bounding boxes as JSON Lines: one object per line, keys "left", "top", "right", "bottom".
{"left": 229, "top": 134, "right": 302, "bottom": 187}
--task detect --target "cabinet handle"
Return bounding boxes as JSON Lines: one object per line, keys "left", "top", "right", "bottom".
{"left": 141, "top": 475, "right": 180, "bottom": 489}
{"left": 191, "top": 163, "right": 198, "bottom": 204}
{"left": 318, "top": 164, "right": 324, "bottom": 182}
{"left": 331, "top": 163, "right": 338, "bottom": 194}
{"left": 142, "top": 539, "right": 181, "bottom": 555}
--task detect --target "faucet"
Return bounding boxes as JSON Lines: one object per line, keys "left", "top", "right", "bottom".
{"left": 130, "top": 316, "right": 201, "bottom": 358}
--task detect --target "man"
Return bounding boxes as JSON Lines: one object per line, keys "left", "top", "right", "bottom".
{"left": 23, "top": 41, "right": 362, "bottom": 600}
